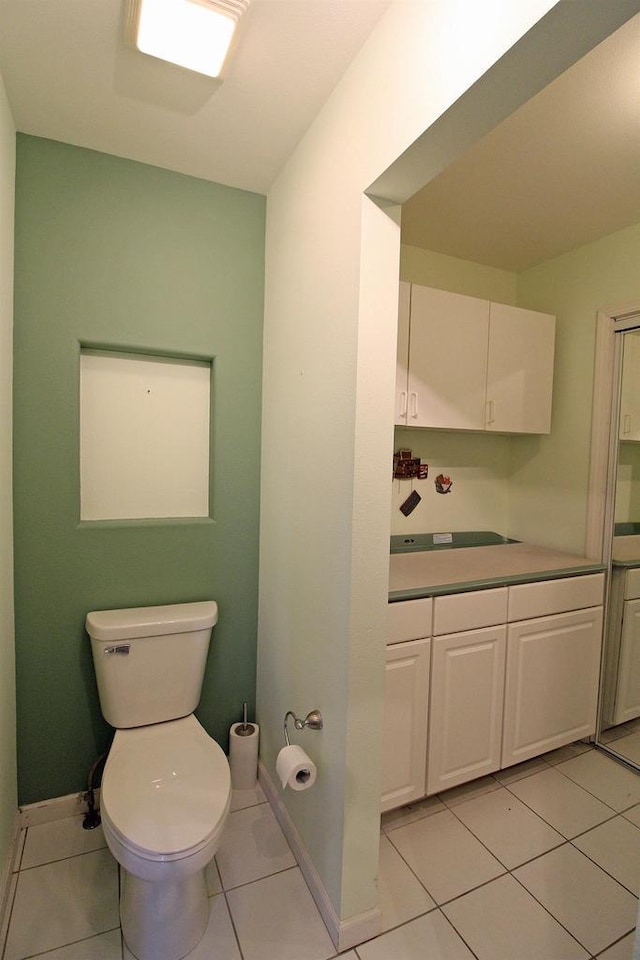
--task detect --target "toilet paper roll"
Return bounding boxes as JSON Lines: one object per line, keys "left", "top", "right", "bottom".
{"left": 229, "top": 722, "right": 259, "bottom": 790}
{"left": 276, "top": 745, "right": 317, "bottom": 792}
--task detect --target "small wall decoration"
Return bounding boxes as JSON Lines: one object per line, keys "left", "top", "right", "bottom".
{"left": 435, "top": 473, "right": 453, "bottom": 494}
{"left": 400, "top": 490, "right": 422, "bottom": 516}
{"left": 393, "top": 448, "right": 419, "bottom": 479}
{"left": 393, "top": 448, "right": 428, "bottom": 480}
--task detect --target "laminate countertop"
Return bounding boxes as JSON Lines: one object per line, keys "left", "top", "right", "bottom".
{"left": 389, "top": 541, "right": 604, "bottom": 602}
{"left": 612, "top": 534, "right": 640, "bottom": 568}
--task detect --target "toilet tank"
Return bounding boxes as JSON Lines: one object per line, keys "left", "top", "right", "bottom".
{"left": 86, "top": 601, "right": 218, "bottom": 729}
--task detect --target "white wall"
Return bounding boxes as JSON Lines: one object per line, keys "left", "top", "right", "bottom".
{"left": 0, "top": 66, "right": 17, "bottom": 900}
{"left": 391, "top": 429, "right": 512, "bottom": 536}
{"left": 258, "top": 0, "right": 565, "bottom": 937}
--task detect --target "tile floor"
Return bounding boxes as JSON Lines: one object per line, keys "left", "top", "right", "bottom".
{"left": 2, "top": 744, "right": 640, "bottom": 960}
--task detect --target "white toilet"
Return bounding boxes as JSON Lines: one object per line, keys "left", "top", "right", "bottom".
{"left": 86, "top": 600, "right": 231, "bottom": 960}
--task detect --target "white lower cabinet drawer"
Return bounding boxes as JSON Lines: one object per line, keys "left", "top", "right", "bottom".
{"left": 501, "top": 606, "right": 603, "bottom": 768}
{"left": 508, "top": 573, "right": 604, "bottom": 622}
{"left": 433, "top": 587, "right": 507, "bottom": 636}
{"left": 387, "top": 597, "right": 433, "bottom": 644}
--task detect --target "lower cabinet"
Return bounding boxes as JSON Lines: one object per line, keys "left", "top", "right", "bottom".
{"left": 605, "top": 567, "right": 640, "bottom": 726}
{"left": 383, "top": 573, "right": 605, "bottom": 811}
{"left": 501, "top": 606, "right": 603, "bottom": 767}
{"left": 427, "top": 626, "right": 505, "bottom": 795}
{"left": 381, "top": 638, "right": 430, "bottom": 813}
{"left": 614, "top": 599, "right": 640, "bottom": 724}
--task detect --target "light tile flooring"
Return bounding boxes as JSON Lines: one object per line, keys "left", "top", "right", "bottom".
{"left": 3, "top": 744, "right": 640, "bottom": 960}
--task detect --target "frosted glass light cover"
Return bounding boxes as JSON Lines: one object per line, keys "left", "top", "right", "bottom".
{"left": 131, "top": 0, "right": 248, "bottom": 78}
{"left": 80, "top": 350, "right": 211, "bottom": 521}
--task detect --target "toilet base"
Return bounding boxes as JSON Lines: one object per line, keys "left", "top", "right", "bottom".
{"left": 120, "top": 866, "right": 209, "bottom": 960}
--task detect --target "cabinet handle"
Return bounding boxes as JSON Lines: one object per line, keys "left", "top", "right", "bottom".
{"left": 623, "top": 413, "right": 632, "bottom": 435}
{"left": 486, "top": 399, "right": 495, "bottom": 425}
{"left": 410, "top": 392, "right": 418, "bottom": 419}
{"left": 399, "top": 391, "right": 408, "bottom": 418}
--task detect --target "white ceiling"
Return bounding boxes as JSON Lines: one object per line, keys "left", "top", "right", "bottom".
{"left": 401, "top": 11, "right": 640, "bottom": 272}
{"left": 0, "top": 1, "right": 638, "bottom": 270}
{"left": 0, "top": 0, "right": 389, "bottom": 195}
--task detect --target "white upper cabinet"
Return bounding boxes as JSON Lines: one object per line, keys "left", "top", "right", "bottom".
{"left": 396, "top": 283, "right": 555, "bottom": 434}
{"left": 486, "top": 303, "right": 555, "bottom": 434}
{"left": 399, "top": 284, "right": 489, "bottom": 430}
{"left": 395, "top": 280, "right": 411, "bottom": 423}
{"left": 619, "top": 332, "right": 640, "bottom": 441}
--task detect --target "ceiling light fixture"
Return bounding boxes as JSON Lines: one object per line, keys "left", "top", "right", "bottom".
{"left": 126, "top": 0, "right": 250, "bottom": 78}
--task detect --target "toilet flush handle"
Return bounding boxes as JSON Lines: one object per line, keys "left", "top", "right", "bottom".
{"left": 104, "top": 644, "right": 130, "bottom": 655}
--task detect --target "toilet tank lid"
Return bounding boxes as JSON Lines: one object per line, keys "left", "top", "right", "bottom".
{"left": 85, "top": 601, "right": 218, "bottom": 642}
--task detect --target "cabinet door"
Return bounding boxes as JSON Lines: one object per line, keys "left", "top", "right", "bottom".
{"left": 427, "top": 626, "right": 506, "bottom": 796}
{"left": 502, "top": 607, "right": 602, "bottom": 767}
{"left": 395, "top": 281, "right": 411, "bottom": 425}
{"left": 619, "top": 333, "right": 640, "bottom": 441}
{"left": 407, "top": 285, "right": 489, "bottom": 430}
{"left": 486, "top": 303, "right": 555, "bottom": 434}
{"left": 612, "top": 599, "right": 640, "bottom": 725}
{"left": 382, "top": 638, "right": 430, "bottom": 812}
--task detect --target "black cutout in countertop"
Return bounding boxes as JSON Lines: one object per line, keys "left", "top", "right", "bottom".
{"left": 390, "top": 531, "right": 519, "bottom": 554}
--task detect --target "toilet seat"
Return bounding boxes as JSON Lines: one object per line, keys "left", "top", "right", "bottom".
{"left": 101, "top": 714, "right": 231, "bottom": 862}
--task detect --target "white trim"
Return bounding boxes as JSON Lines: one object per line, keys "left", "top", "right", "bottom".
{"left": 586, "top": 303, "right": 640, "bottom": 560}
{"left": 605, "top": 299, "right": 640, "bottom": 325}
{"left": 589, "top": 301, "right": 640, "bottom": 745}
{"left": 258, "top": 761, "right": 382, "bottom": 952}
{"left": 18, "top": 790, "right": 99, "bottom": 828}
{"left": 0, "top": 811, "right": 21, "bottom": 947}
{"left": 586, "top": 313, "right": 618, "bottom": 559}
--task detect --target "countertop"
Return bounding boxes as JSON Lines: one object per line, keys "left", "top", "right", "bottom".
{"left": 612, "top": 534, "right": 640, "bottom": 569}
{"left": 389, "top": 541, "right": 604, "bottom": 601}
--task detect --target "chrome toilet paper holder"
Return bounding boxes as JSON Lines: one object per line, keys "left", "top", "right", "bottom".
{"left": 283, "top": 709, "right": 323, "bottom": 746}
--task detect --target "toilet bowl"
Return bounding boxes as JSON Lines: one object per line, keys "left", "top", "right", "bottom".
{"left": 86, "top": 600, "right": 231, "bottom": 960}
{"left": 101, "top": 715, "right": 231, "bottom": 960}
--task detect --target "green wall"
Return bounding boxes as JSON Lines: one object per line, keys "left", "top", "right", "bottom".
{"left": 514, "top": 222, "right": 640, "bottom": 554}
{"left": 13, "top": 135, "right": 265, "bottom": 805}
{"left": 616, "top": 443, "right": 640, "bottom": 524}
{"left": 400, "top": 243, "right": 517, "bottom": 305}
{"left": 0, "top": 71, "right": 16, "bottom": 877}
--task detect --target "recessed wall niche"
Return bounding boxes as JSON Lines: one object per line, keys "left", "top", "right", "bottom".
{"left": 79, "top": 349, "right": 211, "bottom": 521}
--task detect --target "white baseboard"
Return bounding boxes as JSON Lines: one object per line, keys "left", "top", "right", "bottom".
{"left": 0, "top": 811, "right": 21, "bottom": 948}
{"left": 258, "top": 761, "right": 382, "bottom": 953}
{"left": 18, "top": 789, "right": 100, "bottom": 828}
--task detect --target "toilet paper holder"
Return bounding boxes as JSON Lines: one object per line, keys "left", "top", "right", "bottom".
{"left": 283, "top": 709, "right": 323, "bottom": 746}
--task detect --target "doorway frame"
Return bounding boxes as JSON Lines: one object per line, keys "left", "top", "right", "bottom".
{"left": 586, "top": 299, "right": 640, "bottom": 562}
